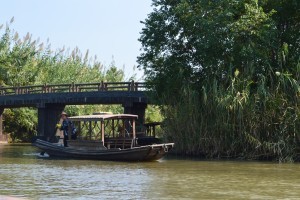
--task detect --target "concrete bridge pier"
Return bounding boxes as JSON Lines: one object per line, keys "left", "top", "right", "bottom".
{"left": 123, "top": 102, "right": 147, "bottom": 132}
{"left": 37, "top": 104, "right": 65, "bottom": 140}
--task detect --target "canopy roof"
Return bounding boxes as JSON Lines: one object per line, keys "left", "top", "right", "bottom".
{"left": 68, "top": 114, "right": 138, "bottom": 122}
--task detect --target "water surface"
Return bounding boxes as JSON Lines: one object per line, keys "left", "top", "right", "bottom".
{"left": 0, "top": 144, "right": 299, "bottom": 199}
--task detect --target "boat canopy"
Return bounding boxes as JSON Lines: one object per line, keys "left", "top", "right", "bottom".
{"left": 68, "top": 114, "right": 138, "bottom": 122}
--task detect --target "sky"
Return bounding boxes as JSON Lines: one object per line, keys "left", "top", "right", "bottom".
{"left": 0, "top": 0, "right": 153, "bottom": 80}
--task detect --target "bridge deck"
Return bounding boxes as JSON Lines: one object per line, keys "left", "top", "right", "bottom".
{"left": 0, "top": 81, "right": 149, "bottom": 108}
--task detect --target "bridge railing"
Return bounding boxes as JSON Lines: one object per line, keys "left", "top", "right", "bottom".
{"left": 0, "top": 81, "right": 147, "bottom": 96}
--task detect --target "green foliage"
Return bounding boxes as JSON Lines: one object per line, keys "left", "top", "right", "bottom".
{"left": 145, "top": 105, "right": 164, "bottom": 137}
{"left": 139, "top": 0, "right": 300, "bottom": 161}
{"left": 3, "top": 108, "right": 37, "bottom": 142}
{"left": 104, "top": 60, "right": 125, "bottom": 82}
{"left": 0, "top": 20, "right": 134, "bottom": 141}
{"left": 145, "top": 105, "right": 163, "bottom": 123}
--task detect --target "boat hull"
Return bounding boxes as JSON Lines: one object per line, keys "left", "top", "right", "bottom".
{"left": 33, "top": 139, "right": 174, "bottom": 161}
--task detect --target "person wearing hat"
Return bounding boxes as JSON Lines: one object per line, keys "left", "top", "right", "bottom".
{"left": 58, "top": 111, "right": 76, "bottom": 147}
{"left": 55, "top": 116, "right": 64, "bottom": 145}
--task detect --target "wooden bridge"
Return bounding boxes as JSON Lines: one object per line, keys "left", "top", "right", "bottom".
{"left": 0, "top": 81, "right": 149, "bottom": 140}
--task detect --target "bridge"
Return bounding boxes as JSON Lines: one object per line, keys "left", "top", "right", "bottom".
{"left": 0, "top": 81, "right": 150, "bottom": 140}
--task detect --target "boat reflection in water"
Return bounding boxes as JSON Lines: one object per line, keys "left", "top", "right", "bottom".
{"left": 33, "top": 114, "right": 174, "bottom": 161}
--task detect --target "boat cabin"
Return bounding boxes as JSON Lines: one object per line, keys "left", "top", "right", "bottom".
{"left": 144, "top": 122, "right": 162, "bottom": 138}
{"left": 68, "top": 114, "right": 138, "bottom": 149}
{"left": 135, "top": 122, "right": 162, "bottom": 146}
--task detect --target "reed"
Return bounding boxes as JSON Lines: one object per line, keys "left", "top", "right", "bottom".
{"left": 161, "top": 67, "right": 300, "bottom": 162}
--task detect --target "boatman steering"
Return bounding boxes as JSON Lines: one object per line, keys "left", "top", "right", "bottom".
{"left": 56, "top": 111, "right": 77, "bottom": 147}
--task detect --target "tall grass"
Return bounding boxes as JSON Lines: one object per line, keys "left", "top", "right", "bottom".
{"left": 161, "top": 68, "right": 300, "bottom": 162}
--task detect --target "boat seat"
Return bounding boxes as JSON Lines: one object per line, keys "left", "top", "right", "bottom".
{"left": 106, "top": 138, "right": 135, "bottom": 149}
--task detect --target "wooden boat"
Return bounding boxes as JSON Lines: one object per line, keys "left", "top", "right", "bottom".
{"left": 33, "top": 114, "right": 174, "bottom": 161}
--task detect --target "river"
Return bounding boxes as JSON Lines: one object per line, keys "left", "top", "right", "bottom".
{"left": 0, "top": 144, "right": 299, "bottom": 200}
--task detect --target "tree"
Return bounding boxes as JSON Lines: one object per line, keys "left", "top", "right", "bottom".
{"left": 139, "top": 0, "right": 299, "bottom": 94}
{"left": 138, "top": 0, "right": 300, "bottom": 161}
{"left": 3, "top": 108, "right": 37, "bottom": 142}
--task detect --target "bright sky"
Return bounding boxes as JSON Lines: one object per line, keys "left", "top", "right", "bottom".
{"left": 0, "top": 0, "right": 153, "bottom": 80}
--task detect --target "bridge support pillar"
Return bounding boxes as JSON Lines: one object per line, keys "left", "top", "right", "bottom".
{"left": 123, "top": 103, "right": 147, "bottom": 132}
{"left": 37, "top": 104, "right": 65, "bottom": 141}
{"left": 0, "top": 107, "right": 4, "bottom": 142}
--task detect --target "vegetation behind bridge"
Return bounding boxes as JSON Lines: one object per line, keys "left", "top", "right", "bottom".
{"left": 0, "top": 21, "right": 160, "bottom": 142}
{"left": 138, "top": 0, "right": 300, "bottom": 162}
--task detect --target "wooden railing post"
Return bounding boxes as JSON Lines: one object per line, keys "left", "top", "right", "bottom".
{"left": 130, "top": 80, "right": 134, "bottom": 91}
{"left": 100, "top": 81, "right": 104, "bottom": 91}
{"left": 99, "top": 81, "right": 102, "bottom": 91}
{"left": 70, "top": 82, "right": 74, "bottom": 92}
{"left": 75, "top": 83, "right": 78, "bottom": 92}
{"left": 97, "top": 82, "right": 101, "bottom": 91}
{"left": 43, "top": 84, "right": 47, "bottom": 93}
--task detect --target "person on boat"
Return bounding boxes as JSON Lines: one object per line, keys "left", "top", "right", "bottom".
{"left": 55, "top": 117, "right": 64, "bottom": 145}
{"left": 58, "top": 111, "right": 77, "bottom": 147}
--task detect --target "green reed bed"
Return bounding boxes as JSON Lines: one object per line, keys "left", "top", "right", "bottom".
{"left": 161, "top": 70, "right": 300, "bottom": 162}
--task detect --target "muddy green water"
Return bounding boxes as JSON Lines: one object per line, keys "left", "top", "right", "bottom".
{"left": 0, "top": 144, "right": 300, "bottom": 200}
